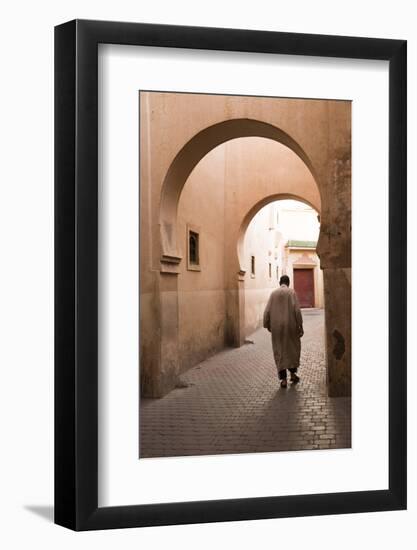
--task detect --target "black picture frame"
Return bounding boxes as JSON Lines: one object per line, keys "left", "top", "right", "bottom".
{"left": 54, "top": 19, "right": 407, "bottom": 531}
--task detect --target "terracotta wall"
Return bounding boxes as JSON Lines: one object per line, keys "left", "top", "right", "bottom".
{"left": 177, "top": 146, "right": 227, "bottom": 372}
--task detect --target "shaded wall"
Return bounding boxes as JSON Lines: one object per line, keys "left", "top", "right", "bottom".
{"left": 177, "top": 146, "right": 227, "bottom": 372}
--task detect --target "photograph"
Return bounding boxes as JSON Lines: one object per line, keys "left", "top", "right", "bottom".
{"left": 0, "top": 0, "right": 410, "bottom": 542}
{"left": 139, "top": 91, "right": 352, "bottom": 458}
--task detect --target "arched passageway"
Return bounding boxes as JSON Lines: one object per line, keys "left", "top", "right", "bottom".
{"left": 240, "top": 198, "right": 323, "bottom": 340}
{"left": 156, "top": 128, "right": 326, "bottom": 388}
{"left": 140, "top": 93, "right": 351, "bottom": 399}
{"left": 237, "top": 194, "right": 320, "bottom": 274}
{"left": 173, "top": 136, "right": 321, "bottom": 375}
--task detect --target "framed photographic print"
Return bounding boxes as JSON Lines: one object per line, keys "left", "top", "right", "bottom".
{"left": 55, "top": 20, "right": 406, "bottom": 530}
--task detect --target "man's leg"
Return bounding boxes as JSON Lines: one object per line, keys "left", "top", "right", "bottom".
{"left": 289, "top": 368, "right": 300, "bottom": 384}
{"left": 278, "top": 369, "right": 288, "bottom": 388}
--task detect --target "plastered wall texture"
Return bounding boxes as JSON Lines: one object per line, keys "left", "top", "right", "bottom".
{"left": 140, "top": 92, "right": 351, "bottom": 398}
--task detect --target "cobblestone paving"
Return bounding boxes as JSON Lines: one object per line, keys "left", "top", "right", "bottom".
{"left": 140, "top": 309, "right": 351, "bottom": 458}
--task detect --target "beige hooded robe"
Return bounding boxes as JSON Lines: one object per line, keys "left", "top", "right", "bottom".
{"left": 263, "top": 284, "right": 303, "bottom": 372}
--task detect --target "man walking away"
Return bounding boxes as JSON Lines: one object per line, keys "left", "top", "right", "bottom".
{"left": 263, "top": 275, "right": 304, "bottom": 389}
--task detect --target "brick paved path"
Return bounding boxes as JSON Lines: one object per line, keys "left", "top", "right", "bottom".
{"left": 140, "top": 309, "right": 351, "bottom": 458}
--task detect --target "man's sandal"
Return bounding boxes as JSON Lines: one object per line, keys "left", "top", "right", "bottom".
{"left": 280, "top": 379, "right": 287, "bottom": 389}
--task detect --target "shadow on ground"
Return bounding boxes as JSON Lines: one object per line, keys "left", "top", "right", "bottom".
{"left": 24, "top": 505, "right": 54, "bottom": 523}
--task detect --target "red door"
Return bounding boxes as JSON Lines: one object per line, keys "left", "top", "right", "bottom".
{"left": 293, "top": 269, "right": 315, "bottom": 308}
